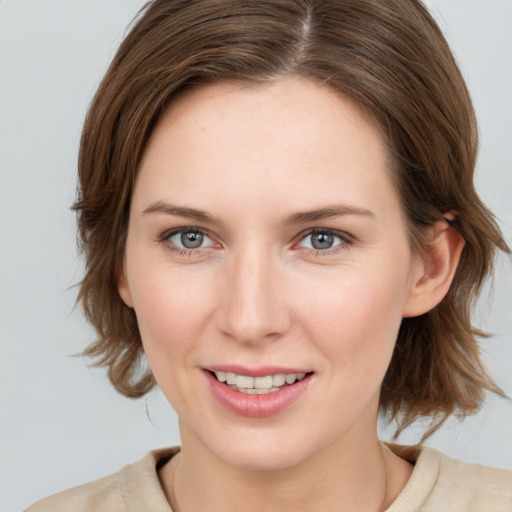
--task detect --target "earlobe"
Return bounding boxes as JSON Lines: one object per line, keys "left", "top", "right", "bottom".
{"left": 117, "top": 259, "right": 134, "bottom": 308}
{"left": 403, "top": 219, "right": 465, "bottom": 318}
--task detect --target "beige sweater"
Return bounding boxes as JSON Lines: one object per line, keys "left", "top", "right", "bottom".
{"left": 26, "top": 445, "right": 512, "bottom": 511}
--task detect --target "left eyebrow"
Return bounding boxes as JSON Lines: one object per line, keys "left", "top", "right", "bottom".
{"left": 282, "top": 205, "right": 375, "bottom": 226}
{"left": 142, "top": 200, "right": 221, "bottom": 225}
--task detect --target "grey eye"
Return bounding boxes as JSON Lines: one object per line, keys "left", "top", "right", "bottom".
{"left": 169, "top": 229, "right": 212, "bottom": 249}
{"left": 310, "top": 232, "right": 334, "bottom": 249}
{"left": 299, "top": 230, "right": 345, "bottom": 251}
{"left": 181, "top": 230, "right": 204, "bottom": 248}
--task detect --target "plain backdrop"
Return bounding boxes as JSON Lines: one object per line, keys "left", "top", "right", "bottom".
{"left": 1, "top": 1, "right": 511, "bottom": 510}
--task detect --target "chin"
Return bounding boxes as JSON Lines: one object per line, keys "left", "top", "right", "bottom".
{"left": 215, "top": 443, "right": 310, "bottom": 472}
{"left": 196, "top": 423, "right": 329, "bottom": 472}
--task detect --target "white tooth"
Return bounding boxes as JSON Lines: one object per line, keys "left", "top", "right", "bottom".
{"left": 215, "top": 371, "right": 226, "bottom": 382}
{"left": 226, "top": 372, "right": 237, "bottom": 385}
{"left": 272, "top": 374, "right": 286, "bottom": 387}
{"left": 241, "top": 388, "right": 263, "bottom": 394}
{"left": 238, "top": 387, "right": 281, "bottom": 394}
{"left": 296, "top": 373, "right": 306, "bottom": 380}
{"left": 285, "top": 373, "right": 297, "bottom": 384}
{"left": 236, "top": 375, "right": 254, "bottom": 389}
{"left": 258, "top": 388, "right": 271, "bottom": 394}
{"left": 254, "top": 375, "right": 273, "bottom": 389}
{"left": 239, "top": 388, "right": 253, "bottom": 394}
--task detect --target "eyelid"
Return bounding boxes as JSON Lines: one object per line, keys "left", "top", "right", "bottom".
{"left": 159, "top": 226, "right": 219, "bottom": 251}
{"left": 293, "top": 228, "right": 353, "bottom": 252}
{"left": 297, "top": 227, "right": 353, "bottom": 242}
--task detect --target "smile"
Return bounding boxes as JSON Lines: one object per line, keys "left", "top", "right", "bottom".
{"left": 213, "top": 371, "right": 307, "bottom": 394}
{"left": 205, "top": 369, "right": 313, "bottom": 417}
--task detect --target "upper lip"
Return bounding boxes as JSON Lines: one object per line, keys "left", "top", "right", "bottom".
{"left": 204, "top": 365, "right": 312, "bottom": 377}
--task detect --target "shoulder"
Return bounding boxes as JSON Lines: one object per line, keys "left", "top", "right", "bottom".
{"left": 429, "top": 448, "right": 512, "bottom": 511}
{"left": 388, "top": 444, "right": 512, "bottom": 512}
{"left": 25, "top": 447, "right": 179, "bottom": 512}
{"left": 25, "top": 470, "right": 125, "bottom": 512}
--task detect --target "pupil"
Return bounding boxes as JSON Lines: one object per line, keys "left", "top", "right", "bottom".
{"left": 312, "top": 232, "right": 333, "bottom": 250}
{"left": 181, "top": 230, "right": 203, "bottom": 249}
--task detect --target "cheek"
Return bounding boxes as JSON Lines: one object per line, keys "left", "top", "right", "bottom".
{"left": 127, "top": 260, "right": 219, "bottom": 372}
{"left": 297, "top": 268, "right": 408, "bottom": 374}
{"left": 129, "top": 267, "right": 221, "bottom": 414}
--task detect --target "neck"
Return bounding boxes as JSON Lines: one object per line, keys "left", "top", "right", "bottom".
{"left": 160, "top": 425, "right": 412, "bottom": 512}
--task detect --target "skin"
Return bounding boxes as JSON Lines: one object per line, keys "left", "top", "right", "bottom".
{"left": 119, "top": 78, "right": 463, "bottom": 511}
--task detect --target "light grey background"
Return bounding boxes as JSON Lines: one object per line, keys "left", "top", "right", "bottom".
{"left": 1, "top": 1, "right": 511, "bottom": 510}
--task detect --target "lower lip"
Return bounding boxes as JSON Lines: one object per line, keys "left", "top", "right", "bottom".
{"left": 204, "top": 371, "right": 312, "bottom": 418}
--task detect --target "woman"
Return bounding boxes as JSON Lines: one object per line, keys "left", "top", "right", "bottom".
{"left": 26, "top": 0, "right": 512, "bottom": 510}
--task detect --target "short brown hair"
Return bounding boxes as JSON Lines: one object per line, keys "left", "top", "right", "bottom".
{"left": 74, "top": 0, "right": 510, "bottom": 438}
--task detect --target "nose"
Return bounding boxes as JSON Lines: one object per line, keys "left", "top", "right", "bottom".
{"left": 217, "top": 245, "right": 292, "bottom": 345}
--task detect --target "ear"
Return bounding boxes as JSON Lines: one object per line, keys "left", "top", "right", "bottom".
{"left": 403, "top": 219, "right": 464, "bottom": 318}
{"left": 117, "top": 258, "right": 134, "bottom": 308}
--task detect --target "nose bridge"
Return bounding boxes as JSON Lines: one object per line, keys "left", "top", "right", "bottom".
{"left": 219, "top": 241, "right": 289, "bottom": 343}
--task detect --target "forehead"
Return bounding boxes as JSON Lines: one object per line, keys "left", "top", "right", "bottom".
{"left": 135, "top": 77, "right": 401, "bottom": 224}
{"left": 155, "top": 78, "right": 386, "bottom": 155}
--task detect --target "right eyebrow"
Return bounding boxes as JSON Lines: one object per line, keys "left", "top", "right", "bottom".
{"left": 142, "top": 200, "right": 221, "bottom": 225}
{"left": 282, "top": 204, "right": 375, "bottom": 226}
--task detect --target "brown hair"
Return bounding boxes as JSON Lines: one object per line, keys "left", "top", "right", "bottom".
{"left": 74, "top": 0, "right": 509, "bottom": 438}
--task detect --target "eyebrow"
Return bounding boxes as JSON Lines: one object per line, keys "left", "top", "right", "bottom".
{"left": 142, "top": 201, "right": 374, "bottom": 225}
{"left": 142, "top": 201, "right": 220, "bottom": 224}
{"left": 282, "top": 205, "right": 375, "bottom": 225}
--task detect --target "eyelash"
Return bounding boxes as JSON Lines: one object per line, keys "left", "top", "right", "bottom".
{"left": 158, "top": 227, "right": 353, "bottom": 257}
{"left": 158, "top": 227, "right": 218, "bottom": 257}
{"left": 295, "top": 229, "right": 353, "bottom": 256}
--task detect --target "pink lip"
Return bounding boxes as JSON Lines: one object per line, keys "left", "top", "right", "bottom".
{"left": 204, "top": 370, "right": 313, "bottom": 418}
{"left": 205, "top": 364, "right": 310, "bottom": 377}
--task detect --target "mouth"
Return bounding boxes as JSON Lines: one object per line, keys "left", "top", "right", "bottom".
{"left": 209, "top": 370, "right": 309, "bottom": 395}
{"left": 204, "top": 368, "right": 313, "bottom": 417}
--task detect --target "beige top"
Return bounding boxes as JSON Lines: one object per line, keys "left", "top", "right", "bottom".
{"left": 26, "top": 445, "right": 512, "bottom": 511}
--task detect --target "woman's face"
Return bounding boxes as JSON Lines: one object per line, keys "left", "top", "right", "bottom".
{"left": 119, "top": 78, "right": 424, "bottom": 470}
